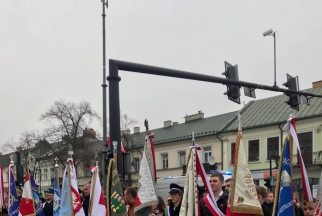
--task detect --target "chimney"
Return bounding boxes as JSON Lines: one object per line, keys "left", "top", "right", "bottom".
{"left": 134, "top": 127, "right": 140, "bottom": 133}
{"left": 173, "top": 122, "right": 178, "bottom": 126}
{"left": 35, "top": 142, "right": 40, "bottom": 148}
{"left": 16, "top": 147, "right": 22, "bottom": 152}
{"left": 312, "top": 80, "right": 322, "bottom": 88}
{"left": 184, "top": 111, "right": 204, "bottom": 123}
{"left": 0, "top": 152, "right": 2, "bottom": 156}
{"left": 122, "top": 129, "right": 131, "bottom": 135}
{"left": 83, "top": 128, "right": 96, "bottom": 137}
{"left": 164, "top": 120, "right": 172, "bottom": 128}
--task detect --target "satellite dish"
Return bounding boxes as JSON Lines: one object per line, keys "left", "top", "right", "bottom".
{"left": 208, "top": 155, "right": 216, "bottom": 165}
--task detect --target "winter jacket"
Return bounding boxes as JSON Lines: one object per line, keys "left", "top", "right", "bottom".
{"left": 262, "top": 201, "right": 273, "bottom": 216}
{"left": 199, "top": 190, "right": 229, "bottom": 216}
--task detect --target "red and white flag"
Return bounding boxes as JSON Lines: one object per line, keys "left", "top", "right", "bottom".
{"left": 19, "top": 170, "right": 36, "bottom": 216}
{"left": 134, "top": 136, "right": 158, "bottom": 213}
{"left": 89, "top": 166, "right": 106, "bottom": 216}
{"left": 226, "top": 131, "right": 263, "bottom": 216}
{"left": 284, "top": 117, "right": 314, "bottom": 204}
{"left": 67, "top": 158, "right": 85, "bottom": 216}
{"left": 121, "top": 142, "right": 126, "bottom": 153}
{"left": 0, "top": 167, "right": 4, "bottom": 211}
{"left": 315, "top": 169, "right": 322, "bottom": 216}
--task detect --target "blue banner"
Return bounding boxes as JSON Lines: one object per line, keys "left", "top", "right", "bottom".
{"left": 276, "top": 138, "right": 295, "bottom": 216}
{"left": 9, "top": 167, "right": 19, "bottom": 216}
{"left": 53, "top": 175, "right": 61, "bottom": 216}
{"left": 30, "top": 170, "right": 45, "bottom": 216}
{"left": 59, "top": 169, "right": 73, "bottom": 216}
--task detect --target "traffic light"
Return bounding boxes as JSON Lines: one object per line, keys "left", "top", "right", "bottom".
{"left": 222, "top": 61, "right": 241, "bottom": 104}
{"left": 283, "top": 74, "right": 300, "bottom": 111}
{"left": 264, "top": 177, "right": 271, "bottom": 189}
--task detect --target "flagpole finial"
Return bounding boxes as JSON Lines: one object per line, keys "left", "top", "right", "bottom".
{"left": 54, "top": 157, "right": 59, "bottom": 168}
{"left": 113, "top": 141, "right": 118, "bottom": 155}
{"left": 289, "top": 113, "right": 294, "bottom": 118}
{"left": 95, "top": 148, "right": 99, "bottom": 167}
{"left": 10, "top": 154, "right": 14, "bottom": 164}
{"left": 238, "top": 113, "right": 242, "bottom": 131}
{"left": 192, "top": 131, "right": 195, "bottom": 146}
{"left": 144, "top": 119, "right": 150, "bottom": 135}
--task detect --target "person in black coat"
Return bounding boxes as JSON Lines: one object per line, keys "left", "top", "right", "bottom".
{"left": 43, "top": 188, "right": 54, "bottom": 216}
{"left": 82, "top": 182, "right": 91, "bottom": 216}
{"left": 200, "top": 173, "right": 229, "bottom": 216}
{"left": 166, "top": 183, "right": 183, "bottom": 216}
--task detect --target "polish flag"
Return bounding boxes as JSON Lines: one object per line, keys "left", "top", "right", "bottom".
{"left": 19, "top": 170, "right": 36, "bottom": 216}
{"left": 107, "top": 133, "right": 110, "bottom": 146}
{"left": 89, "top": 166, "right": 106, "bottom": 216}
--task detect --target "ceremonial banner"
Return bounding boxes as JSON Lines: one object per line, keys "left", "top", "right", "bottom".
{"left": 59, "top": 164, "right": 73, "bottom": 216}
{"left": 60, "top": 158, "right": 85, "bottom": 216}
{"left": 284, "top": 117, "right": 313, "bottom": 205}
{"left": 29, "top": 170, "right": 44, "bottom": 216}
{"left": 179, "top": 148, "right": 199, "bottom": 216}
{"left": 227, "top": 131, "right": 263, "bottom": 216}
{"left": 8, "top": 164, "right": 19, "bottom": 216}
{"left": 134, "top": 137, "right": 158, "bottom": 212}
{"left": 0, "top": 167, "right": 4, "bottom": 211}
{"left": 146, "top": 135, "right": 156, "bottom": 182}
{"left": 106, "top": 159, "right": 126, "bottom": 216}
{"left": 272, "top": 137, "right": 294, "bottom": 216}
{"left": 53, "top": 175, "right": 61, "bottom": 216}
{"left": 89, "top": 166, "right": 106, "bottom": 216}
{"left": 315, "top": 170, "right": 322, "bottom": 216}
{"left": 19, "top": 170, "right": 36, "bottom": 216}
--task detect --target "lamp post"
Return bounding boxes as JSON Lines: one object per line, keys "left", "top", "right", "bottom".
{"left": 35, "top": 162, "right": 42, "bottom": 194}
{"left": 263, "top": 29, "right": 277, "bottom": 87}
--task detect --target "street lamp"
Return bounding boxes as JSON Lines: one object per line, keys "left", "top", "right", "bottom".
{"left": 263, "top": 29, "right": 277, "bottom": 87}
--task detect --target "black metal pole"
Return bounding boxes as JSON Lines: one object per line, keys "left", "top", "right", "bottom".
{"left": 107, "top": 60, "right": 122, "bottom": 175}
{"left": 122, "top": 153, "right": 125, "bottom": 182}
{"left": 101, "top": 0, "right": 108, "bottom": 195}
{"left": 269, "top": 157, "right": 272, "bottom": 191}
{"left": 273, "top": 32, "right": 277, "bottom": 87}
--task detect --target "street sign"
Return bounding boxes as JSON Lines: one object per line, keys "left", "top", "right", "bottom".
{"left": 270, "top": 176, "right": 275, "bottom": 186}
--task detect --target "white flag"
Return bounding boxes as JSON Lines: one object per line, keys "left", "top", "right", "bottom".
{"left": 179, "top": 148, "right": 198, "bottom": 216}
{"left": 89, "top": 166, "right": 106, "bottom": 216}
{"left": 315, "top": 170, "right": 322, "bottom": 216}
{"left": 227, "top": 131, "right": 263, "bottom": 216}
{"left": 134, "top": 140, "right": 158, "bottom": 213}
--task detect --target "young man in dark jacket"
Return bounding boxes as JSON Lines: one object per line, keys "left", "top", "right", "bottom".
{"left": 200, "top": 173, "right": 229, "bottom": 216}
{"left": 166, "top": 183, "right": 183, "bottom": 216}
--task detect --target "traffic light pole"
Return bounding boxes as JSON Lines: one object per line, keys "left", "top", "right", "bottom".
{"left": 107, "top": 59, "right": 322, "bottom": 179}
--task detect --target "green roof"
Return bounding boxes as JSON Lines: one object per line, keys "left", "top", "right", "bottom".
{"left": 221, "top": 86, "right": 322, "bottom": 132}
{"left": 131, "top": 110, "right": 239, "bottom": 145}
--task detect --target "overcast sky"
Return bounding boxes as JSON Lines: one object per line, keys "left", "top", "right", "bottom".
{"left": 1, "top": 0, "right": 322, "bottom": 146}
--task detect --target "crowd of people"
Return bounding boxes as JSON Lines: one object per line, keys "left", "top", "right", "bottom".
{"left": 120, "top": 173, "right": 316, "bottom": 216}
{"left": 1, "top": 173, "right": 316, "bottom": 216}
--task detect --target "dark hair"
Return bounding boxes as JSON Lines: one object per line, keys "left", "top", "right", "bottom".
{"left": 255, "top": 186, "right": 268, "bottom": 198}
{"left": 210, "top": 173, "right": 224, "bottom": 182}
{"left": 152, "top": 196, "right": 166, "bottom": 213}
{"left": 125, "top": 187, "right": 137, "bottom": 199}
{"left": 224, "top": 178, "right": 231, "bottom": 183}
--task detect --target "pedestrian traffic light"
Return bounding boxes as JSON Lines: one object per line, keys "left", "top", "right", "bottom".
{"left": 283, "top": 74, "right": 300, "bottom": 111}
{"left": 222, "top": 61, "right": 241, "bottom": 104}
{"left": 264, "top": 178, "right": 271, "bottom": 189}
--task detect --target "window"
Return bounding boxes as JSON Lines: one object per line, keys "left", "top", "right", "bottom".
{"left": 50, "top": 168, "right": 55, "bottom": 179}
{"left": 133, "top": 158, "right": 140, "bottom": 172}
{"left": 267, "top": 137, "right": 279, "bottom": 159}
{"left": 298, "top": 132, "right": 313, "bottom": 164}
{"left": 253, "top": 179, "right": 260, "bottom": 186}
{"left": 83, "top": 165, "right": 90, "bottom": 177}
{"left": 230, "top": 143, "right": 236, "bottom": 164}
{"left": 43, "top": 169, "right": 48, "bottom": 180}
{"left": 161, "top": 153, "right": 168, "bottom": 169}
{"left": 203, "top": 146, "right": 212, "bottom": 163}
{"left": 248, "top": 139, "right": 260, "bottom": 162}
{"left": 178, "top": 151, "right": 186, "bottom": 167}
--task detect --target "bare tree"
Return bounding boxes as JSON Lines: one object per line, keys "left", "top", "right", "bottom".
{"left": 40, "top": 99, "right": 100, "bottom": 168}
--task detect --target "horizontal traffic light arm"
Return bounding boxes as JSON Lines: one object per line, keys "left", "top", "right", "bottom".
{"left": 109, "top": 59, "right": 322, "bottom": 99}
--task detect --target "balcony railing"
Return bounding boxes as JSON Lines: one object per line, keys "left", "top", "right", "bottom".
{"left": 292, "top": 151, "right": 322, "bottom": 165}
